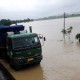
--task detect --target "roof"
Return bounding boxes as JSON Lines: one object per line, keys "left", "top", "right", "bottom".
{"left": 8, "top": 33, "right": 37, "bottom": 39}
{"left": 0, "top": 25, "right": 24, "bottom": 33}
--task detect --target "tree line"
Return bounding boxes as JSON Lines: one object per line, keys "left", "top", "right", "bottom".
{"left": 0, "top": 18, "right": 33, "bottom": 26}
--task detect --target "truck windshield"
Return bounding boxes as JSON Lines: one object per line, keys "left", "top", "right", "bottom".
{"left": 12, "top": 36, "right": 40, "bottom": 49}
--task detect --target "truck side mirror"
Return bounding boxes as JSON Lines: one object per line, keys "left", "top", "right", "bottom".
{"left": 39, "top": 36, "right": 42, "bottom": 39}
{"left": 44, "top": 37, "right": 46, "bottom": 41}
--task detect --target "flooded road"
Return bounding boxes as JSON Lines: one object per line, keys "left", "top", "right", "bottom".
{"left": 1, "top": 17, "right": 80, "bottom": 80}
{"left": 0, "top": 59, "right": 44, "bottom": 80}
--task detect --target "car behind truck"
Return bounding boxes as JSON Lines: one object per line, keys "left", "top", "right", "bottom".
{"left": 0, "top": 25, "right": 45, "bottom": 70}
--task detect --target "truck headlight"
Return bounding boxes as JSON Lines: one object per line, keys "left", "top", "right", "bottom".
{"left": 15, "top": 57, "right": 24, "bottom": 60}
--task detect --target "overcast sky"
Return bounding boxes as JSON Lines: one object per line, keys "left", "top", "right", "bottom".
{"left": 0, "top": 0, "right": 80, "bottom": 20}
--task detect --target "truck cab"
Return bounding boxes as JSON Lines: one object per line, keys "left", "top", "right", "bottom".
{"left": 7, "top": 33, "right": 43, "bottom": 70}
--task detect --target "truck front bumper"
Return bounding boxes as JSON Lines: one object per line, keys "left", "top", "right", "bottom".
{"left": 13, "top": 55, "right": 42, "bottom": 66}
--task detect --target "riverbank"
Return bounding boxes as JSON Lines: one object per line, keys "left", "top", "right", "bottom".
{"left": 0, "top": 61, "right": 15, "bottom": 80}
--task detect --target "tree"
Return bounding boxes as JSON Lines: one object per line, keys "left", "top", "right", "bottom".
{"left": 61, "top": 26, "right": 73, "bottom": 40}
{"left": 75, "top": 33, "right": 80, "bottom": 42}
{"left": 67, "top": 26, "right": 73, "bottom": 35}
{"left": 61, "top": 29, "right": 67, "bottom": 34}
{"left": 0, "top": 19, "right": 12, "bottom": 26}
{"left": 67, "top": 26, "right": 73, "bottom": 39}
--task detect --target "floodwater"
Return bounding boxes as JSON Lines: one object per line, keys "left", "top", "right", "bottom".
{"left": 1, "top": 17, "right": 80, "bottom": 80}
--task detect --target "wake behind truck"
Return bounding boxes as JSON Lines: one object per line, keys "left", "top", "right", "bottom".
{"left": 0, "top": 25, "right": 45, "bottom": 70}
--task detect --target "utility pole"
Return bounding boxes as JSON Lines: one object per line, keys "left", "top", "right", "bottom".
{"left": 64, "top": 12, "right": 65, "bottom": 31}
{"left": 63, "top": 12, "right": 66, "bottom": 42}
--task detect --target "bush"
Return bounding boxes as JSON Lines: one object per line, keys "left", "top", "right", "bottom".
{"left": 0, "top": 19, "right": 12, "bottom": 26}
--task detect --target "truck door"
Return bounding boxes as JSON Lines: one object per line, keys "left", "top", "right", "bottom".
{"left": 6, "top": 38, "right": 13, "bottom": 60}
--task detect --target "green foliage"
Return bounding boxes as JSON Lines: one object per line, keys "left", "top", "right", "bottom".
{"left": 61, "top": 26, "right": 73, "bottom": 35}
{"left": 67, "top": 26, "right": 73, "bottom": 35}
{"left": 0, "top": 18, "right": 33, "bottom": 26}
{"left": 76, "top": 33, "right": 80, "bottom": 39}
{"left": 61, "top": 26, "right": 73, "bottom": 39}
{"left": 61, "top": 29, "right": 67, "bottom": 34}
{"left": 0, "top": 19, "right": 12, "bottom": 26}
{"left": 11, "top": 18, "right": 33, "bottom": 24}
{"left": 76, "top": 33, "right": 80, "bottom": 42}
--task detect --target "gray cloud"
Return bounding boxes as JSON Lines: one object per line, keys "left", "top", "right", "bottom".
{"left": 0, "top": 0, "right": 80, "bottom": 19}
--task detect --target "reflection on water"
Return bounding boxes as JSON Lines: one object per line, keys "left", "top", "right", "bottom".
{"left": 24, "top": 17, "right": 80, "bottom": 80}
{"left": 0, "top": 59, "right": 45, "bottom": 80}
{"left": 12, "top": 65, "right": 45, "bottom": 80}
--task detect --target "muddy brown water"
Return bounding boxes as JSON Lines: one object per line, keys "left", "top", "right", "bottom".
{"left": 1, "top": 17, "right": 80, "bottom": 80}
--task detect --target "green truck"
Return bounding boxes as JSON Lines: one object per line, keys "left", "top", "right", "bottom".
{"left": 0, "top": 25, "right": 45, "bottom": 70}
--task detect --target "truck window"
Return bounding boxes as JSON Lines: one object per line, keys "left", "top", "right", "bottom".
{"left": 12, "top": 36, "right": 40, "bottom": 49}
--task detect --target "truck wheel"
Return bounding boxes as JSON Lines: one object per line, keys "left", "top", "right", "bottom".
{"left": 10, "top": 62, "right": 15, "bottom": 69}
{"left": 14, "top": 66, "right": 21, "bottom": 71}
{"left": 35, "top": 61, "right": 41, "bottom": 65}
{"left": 9, "top": 59, "right": 20, "bottom": 70}
{"left": 6, "top": 56, "right": 10, "bottom": 63}
{"left": 10, "top": 64, "right": 21, "bottom": 71}
{"left": 10, "top": 63, "right": 21, "bottom": 71}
